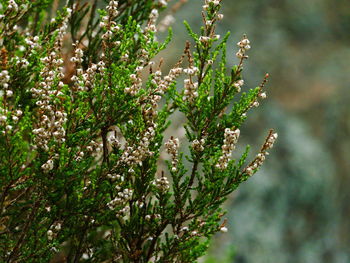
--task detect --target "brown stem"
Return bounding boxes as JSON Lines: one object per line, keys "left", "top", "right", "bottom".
{"left": 101, "top": 126, "right": 109, "bottom": 166}
{"left": 145, "top": 220, "right": 168, "bottom": 261}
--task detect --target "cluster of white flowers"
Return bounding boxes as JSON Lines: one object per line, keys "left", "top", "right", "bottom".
{"left": 178, "top": 226, "right": 203, "bottom": 238}
{"left": 199, "top": 34, "right": 220, "bottom": 44}
{"left": 11, "top": 109, "right": 22, "bottom": 123}
{"left": 31, "top": 74, "right": 67, "bottom": 145}
{"left": 41, "top": 158, "right": 55, "bottom": 171}
{"left": 252, "top": 93, "right": 267, "bottom": 109}
{"left": 72, "top": 52, "right": 100, "bottom": 93}
{"left": 146, "top": 9, "right": 159, "bottom": 33}
{"left": 85, "top": 140, "right": 103, "bottom": 156}
{"left": 101, "top": 26, "right": 113, "bottom": 40}
{"left": 72, "top": 146, "right": 85, "bottom": 162}
{"left": 107, "top": 173, "right": 124, "bottom": 181}
{"left": 102, "top": 22, "right": 120, "bottom": 40}
{"left": 143, "top": 107, "right": 158, "bottom": 131}
{"left": 125, "top": 72, "right": 142, "bottom": 96}
{"left": 134, "top": 8, "right": 160, "bottom": 65}
{"left": 183, "top": 66, "right": 199, "bottom": 76}
{"left": 233, "top": 79, "right": 244, "bottom": 92}
{"left": 10, "top": 55, "right": 29, "bottom": 68}
{"left": 199, "top": 36, "right": 210, "bottom": 43}
{"left": 153, "top": 66, "right": 183, "bottom": 95}
{"left": 125, "top": 65, "right": 183, "bottom": 166}
{"left": 153, "top": 175, "right": 170, "bottom": 192}
{"left": 0, "top": 70, "right": 11, "bottom": 98}
{"left": 203, "top": 0, "right": 220, "bottom": 9}
{"left": 236, "top": 35, "right": 251, "bottom": 59}
{"left": 0, "top": 112, "right": 7, "bottom": 126}
{"left": 107, "top": 132, "right": 121, "bottom": 149}
{"left": 125, "top": 65, "right": 183, "bottom": 169}
{"left": 140, "top": 122, "right": 156, "bottom": 155}
{"left": 7, "top": 0, "right": 19, "bottom": 12}
{"left": 107, "top": 188, "right": 133, "bottom": 210}
{"left": 126, "top": 64, "right": 173, "bottom": 163}
{"left": 100, "top": 1, "right": 120, "bottom": 41}
{"left": 118, "top": 123, "right": 156, "bottom": 168}
{"left": 55, "top": 8, "right": 72, "bottom": 47}
{"left": 70, "top": 44, "right": 84, "bottom": 64}
{"left": 191, "top": 138, "right": 205, "bottom": 152}
{"left": 165, "top": 137, "right": 179, "bottom": 172}
{"left": 216, "top": 128, "right": 240, "bottom": 170}
{"left": 252, "top": 100, "right": 259, "bottom": 108}
{"left": 106, "top": 0, "right": 119, "bottom": 18}
{"left": 32, "top": 51, "right": 67, "bottom": 152}
{"left": 79, "top": 63, "right": 98, "bottom": 92}
{"left": 152, "top": 69, "right": 162, "bottom": 88}
{"left": 182, "top": 65, "right": 199, "bottom": 103}
{"left": 46, "top": 229, "right": 54, "bottom": 240}
{"left": 31, "top": 12, "right": 71, "bottom": 171}
{"left": 119, "top": 145, "right": 136, "bottom": 166}
{"left": 70, "top": 44, "right": 90, "bottom": 91}
{"left": 0, "top": 107, "right": 22, "bottom": 133}
{"left": 245, "top": 131, "right": 278, "bottom": 175}
{"left": 202, "top": 0, "right": 224, "bottom": 23}
{"left": 25, "top": 36, "right": 40, "bottom": 50}
{"left": 259, "top": 92, "right": 267, "bottom": 99}
{"left": 165, "top": 66, "right": 184, "bottom": 84}
{"left": 47, "top": 222, "right": 62, "bottom": 241}
{"left": 183, "top": 79, "right": 198, "bottom": 103}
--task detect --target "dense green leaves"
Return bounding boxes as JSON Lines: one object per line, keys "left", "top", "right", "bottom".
{"left": 0, "top": 0, "right": 274, "bottom": 262}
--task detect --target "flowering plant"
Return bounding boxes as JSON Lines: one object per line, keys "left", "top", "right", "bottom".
{"left": 0, "top": 0, "right": 276, "bottom": 262}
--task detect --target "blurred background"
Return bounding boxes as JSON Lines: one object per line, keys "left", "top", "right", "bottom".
{"left": 159, "top": 0, "right": 350, "bottom": 262}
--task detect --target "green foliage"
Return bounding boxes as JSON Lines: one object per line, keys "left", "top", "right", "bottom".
{"left": 0, "top": 0, "right": 275, "bottom": 262}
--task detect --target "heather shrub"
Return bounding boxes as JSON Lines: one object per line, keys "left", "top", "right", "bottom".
{"left": 0, "top": 0, "right": 276, "bottom": 262}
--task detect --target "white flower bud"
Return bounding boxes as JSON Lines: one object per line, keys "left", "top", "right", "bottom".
{"left": 220, "top": 226, "right": 228, "bottom": 233}
{"left": 6, "top": 90, "right": 13, "bottom": 97}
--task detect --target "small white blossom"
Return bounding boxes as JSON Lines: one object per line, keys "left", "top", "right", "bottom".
{"left": 165, "top": 137, "right": 180, "bottom": 172}
{"left": 236, "top": 35, "right": 251, "bottom": 59}
{"left": 220, "top": 226, "right": 228, "bottom": 233}
{"left": 216, "top": 128, "right": 240, "bottom": 170}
